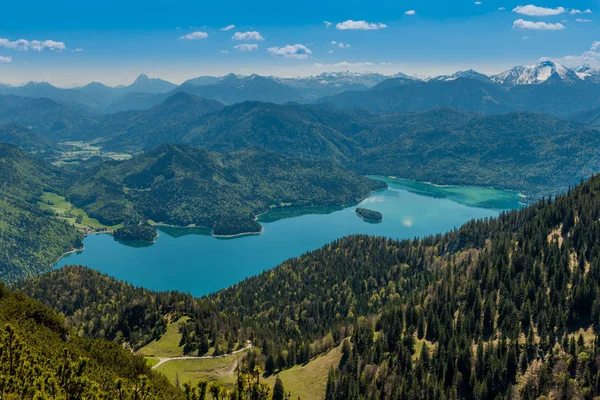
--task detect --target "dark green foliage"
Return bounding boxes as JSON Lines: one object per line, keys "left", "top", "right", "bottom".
{"left": 95, "top": 98, "right": 600, "bottom": 199}
{"left": 114, "top": 220, "right": 158, "bottom": 242}
{"left": 0, "top": 144, "right": 82, "bottom": 282}
{"left": 68, "top": 144, "right": 384, "bottom": 235}
{"left": 0, "top": 282, "right": 181, "bottom": 399}
{"left": 355, "top": 208, "right": 382, "bottom": 222}
{"left": 273, "top": 375, "right": 285, "bottom": 400}
{"left": 19, "top": 172, "right": 600, "bottom": 398}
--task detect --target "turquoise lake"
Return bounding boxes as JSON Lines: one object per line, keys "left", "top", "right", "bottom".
{"left": 54, "top": 177, "right": 525, "bottom": 296}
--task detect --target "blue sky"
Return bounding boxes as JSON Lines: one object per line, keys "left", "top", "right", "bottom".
{"left": 0, "top": 0, "right": 598, "bottom": 86}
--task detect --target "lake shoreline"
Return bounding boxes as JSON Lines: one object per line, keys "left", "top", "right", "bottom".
{"left": 379, "top": 175, "right": 527, "bottom": 200}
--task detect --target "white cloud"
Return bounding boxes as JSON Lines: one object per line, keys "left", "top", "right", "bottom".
{"left": 324, "top": 21, "right": 332, "bottom": 28}
{"left": 268, "top": 44, "right": 312, "bottom": 59}
{"left": 232, "top": 31, "right": 264, "bottom": 41}
{"left": 179, "top": 31, "right": 208, "bottom": 40}
{"left": 404, "top": 10, "right": 416, "bottom": 15}
{"left": 331, "top": 41, "right": 350, "bottom": 48}
{"left": 336, "top": 20, "right": 387, "bottom": 30}
{"left": 328, "top": 50, "right": 334, "bottom": 54}
{"left": 512, "top": 5, "right": 566, "bottom": 16}
{"left": 234, "top": 44, "right": 258, "bottom": 52}
{"left": 522, "top": 36, "right": 532, "bottom": 39}
{"left": 576, "top": 18, "right": 593, "bottom": 22}
{"left": 0, "top": 56, "right": 12, "bottom": 63}
{"left": 221, "top": 24, "right": 236, "bottom": 31}
{"left": 313, "top": 61, "right": 375, "bottom": 68}
{"left": 220, "top": 50, "right": 229, "bottom": 54}
{"left": 72, "top": 48, "right": 83, "bottom": 52}
{"left": 0, "top": 38, "right": 66, "bottom": 52}
{"left": 474, "top": 2, "right": 482, "bottom": 5}
{"left": 498, "top": 7, "right": 506, "bottom": 11}
{"left": 570, "top": 9, "right": 592, "bottom": 14}
{"left": 553, "top": 41, "right": 600, "bottom": 67}
{"left": 513, "top": 19, "right": 565, "bottom": 30}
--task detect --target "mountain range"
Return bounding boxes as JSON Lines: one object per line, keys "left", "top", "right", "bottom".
{"left": 1, "top": 61, "right": 599, "bottom": 116}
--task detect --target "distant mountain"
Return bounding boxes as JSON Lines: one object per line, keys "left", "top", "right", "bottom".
{"left": 575, "top": 65, "right": 600, "bottom": 84}
{"left": 104, "top": 73, "right": 306, "bottom": 112}
{"left": 318, "top": 63, "right": 600, "bottom": 117}
{"left": 176, "top": 73, "right": 306, "bottom": 104}
{"left": 92, "top": 92, "right": 224, "bottom": 150}
{"left": 492, "top": 61, "right": 581, "bottom": 86}
{"left": 0, "top": 95, "right": 98, "bottom": 140}
{"left": 102, "top": 91, "right": 169, "bottom": 112}
{"left": 5, "top": 81, "right": 103, "bottom": 110}
{"left": 0, "top": 124, "right": 57, "bottom": 155}
{"left": 277, "top": 71, "right": 399, "bottom": 100}
{"left": 431, "top": 69, "right": 493, "bottom": 84}
{"left": 77, "top": 81, "right": 121, "bottom": 105}
{"left": 122, "top": 73, "right": 177, "bottom": 94}
{"left": 181, "top": 75, "right": 221, "bottom": 86}
{"left": 318, "top": 78, "right": 512, "bottom": 114}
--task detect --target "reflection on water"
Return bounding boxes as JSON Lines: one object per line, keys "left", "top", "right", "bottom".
{"left": 54, "top": 177, "right": 524, "bottom": 296}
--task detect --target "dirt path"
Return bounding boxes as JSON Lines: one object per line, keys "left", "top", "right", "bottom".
{"left": 151, "top": 343, "right": 253, "bottom": 369}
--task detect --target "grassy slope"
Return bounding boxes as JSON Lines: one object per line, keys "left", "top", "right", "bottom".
{"left": 137, "top": 316, "right": 189, "bottom": 357}
{"left": 38, "top": 191, "right": 122, "bottom": 231}
{"left": 155, "top": 354, "right": 244, "bottom": 387}
{"left": 266, "top": 343, "right": 343, "bottom": 400}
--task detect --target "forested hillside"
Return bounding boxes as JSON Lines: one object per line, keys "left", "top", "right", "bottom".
{"left": 0, "top": 124, "right": 57, "bottom": 155}
{"left": 0, "top": 281, "right": 181, "bottom": 399}
{"left": 85, "top": 97, "right": 600, "bottom": 199}
{"left": 67, "top": 144, "right": 384, "bottom": 235}
{"left": 0, "top": 144, "right": 82, "bottom": 282}
{"left": 19, "top": 172, "right": 600, "bottom": 398}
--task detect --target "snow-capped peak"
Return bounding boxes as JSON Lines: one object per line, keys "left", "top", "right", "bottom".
{"left": 492, "top": 61, "right": 580, "bottom": 86}
{"left": 431, "top": 69, "right": 491, "bottom": 83}
{"left": 575, "top": 64, "right": 600, "bottom": 83}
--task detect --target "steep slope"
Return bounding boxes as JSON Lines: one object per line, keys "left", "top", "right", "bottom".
{"left": 67, "top": 144, "right": 385, "bottom": 235}
{"left": 19, "top": 172, "right": 600, "bottom": 399}
{"left": 0, "top": 282, "right": 181, "bottom": 399}
{"left": 0, "top": 144, "right": 82, "bottom": 282}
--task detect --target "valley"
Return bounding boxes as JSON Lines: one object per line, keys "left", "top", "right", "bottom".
{"left": 3, "top": 51, "right": 600, "bottom": 399}
{"left": 53, "top": 177, "right": 523, "bottom": 295}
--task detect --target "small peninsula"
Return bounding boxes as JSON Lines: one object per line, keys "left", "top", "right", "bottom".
{"left": 355, "top": 207, "right": 383, "bottom": 222}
